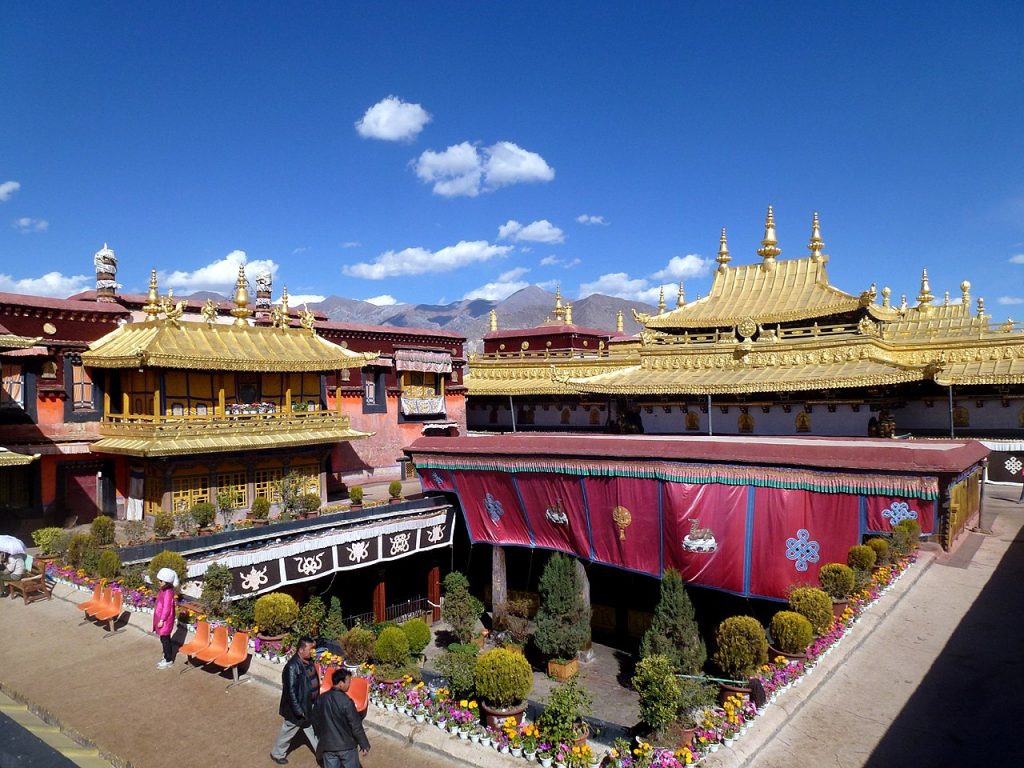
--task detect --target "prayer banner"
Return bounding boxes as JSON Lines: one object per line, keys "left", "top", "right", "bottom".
{"left": 662, "top": 482, "right": 748, "bottom": 594}
{"left": 866, "top": 496, "right": 935, "bottom": 535}
{"left": 513, "top": 473, "right": 592, "bottom": 557}
{"left": 582, "top": 476, "right": 662, "bottom": 576}
{"left": 453, "top": 470, "right": 533, "bottom": 547}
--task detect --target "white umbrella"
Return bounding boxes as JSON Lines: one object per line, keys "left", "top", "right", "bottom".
{"left": 0, "top": 535, "right": 26, "bottom": 555}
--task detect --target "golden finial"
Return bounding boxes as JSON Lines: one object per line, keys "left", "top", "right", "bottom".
{"left": 716, "top": 227, "right": 731, "bottom": 271}
{"left": 960, "top": 280, "right": 971, "bottom": 311}
{"left": 807, "top": 211, "right": 826, "bottom": 262}
{"left": 280, "top": 286, "right": 290, "bottom": 320}
{"left": 900, "top": 293, "right": 908, "bottom": 311}
{"left": 657, "top": 285, "right": 666, "bottom": 314}
{"left": 943, "top": 291, "right": 950, "bottom": 306}
{"left": 677, "top": 281, "right": 685, "bottom": 308}
{"left": 757, "top": 205, "right": 781, "bottom": 269}
{"left": 916, "top": 268, "right": 934, "bottom": 307}
{"left": 882, "top": 286, "right": 891, "bottom": 308}
{"left": 489, "top": 308, "right": 497, "bottom": 332}
{"left": 229, "top": 264, "right": 253, "bottom": 326}
{"left": 143, "top": 269, "right": 160, "bottom": 320}
{"left": 616, "top": 309, "right": 624, "bottom": 333}
{"left": 553, "top": 285, "right": 565, "bottom": 321}
{"left": 565, "top": 303, "right": 573, "bottom": 324}
{"left": 299, "top": 304, "right": 316, "bottom": 335}
{"left": 977, "top": 296, "right": 986, "bottom": 318}
{"left": 201, "top": 298, "right": 218, "bottom": 325}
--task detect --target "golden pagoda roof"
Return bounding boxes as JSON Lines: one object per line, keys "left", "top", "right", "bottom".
{"left": 90, "top": 423, "right": 372, "bottom": 457}
{"left": 935, "top": 357, "right": 1024, "bottom": 386}
{"left": 0, "top": 448, "right": 38, "bottom": 467}
{"left": 0, "top": 332, "right": 41, "bottom": 350}
{"left": 82, "top": 318, "right": 377, "bottom": 372}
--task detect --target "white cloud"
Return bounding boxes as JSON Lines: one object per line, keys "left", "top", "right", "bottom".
{"left": 343, "top": 240, "right": 512, "bottom": 279}
{"left": 997, "top": 296, "right": 1024, "bottom": 305}
{"left": 1009, "top": 254, "right": 1024, "bottom": 264}
{"left": 13, "top": 217, "right": 48, "bottom": 233}
{"left": 284, "top": 294, "right": 326, "bottom": 305}
{"left": 160, "top": 250, "right": 279, "bottom": 294}
{"left": 578, "top": 272, "right": 678, "bottom": 305}
{"left": 341, "top": 241, "right": 361, "bottom": 249}
{"left": 414, "top": 141, "right": 554, "bottom": 197}
{"left": 576, "top": 214, "right": 606, "bottom": 226}
{"left": 462, "top": 267, "right": 531, "bottom": 301}
{"left": 0, "top": 271, "right": 91, "bottom": 297}
{"left": 650, "top": 254, "right": 712, "bottom": 281}
{"left": 363, "top": 294, "right": 398, "bottom": 306}
{"left": 0, "top": 181, "right": 20, "bottom": 201}
{"left": 291, "top": 247, "right": 309, "bottom": 255}
{"left": 355, "top": 96, "right": 432, "bottom": 142}
{"left": 498, "top": 219, "right": 564, "bottom": 243}
{"left": 541, "top": 255, "right": 581, "bottom": 268}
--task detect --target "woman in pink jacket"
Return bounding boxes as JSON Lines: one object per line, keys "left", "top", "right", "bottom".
{"left": 153, "top": 567, "right": 179, "bottom": 669}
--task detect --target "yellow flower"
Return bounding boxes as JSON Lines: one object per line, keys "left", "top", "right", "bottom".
{"left": 460, "top": 699, "right": 468, "bottom": 707}
{"left": 469, "top": 701, "right": 477, "bottom": 709}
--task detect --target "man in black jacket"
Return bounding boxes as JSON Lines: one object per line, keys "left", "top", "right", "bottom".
{"left": 270, "top": 637, "right": 320, "bottom": 765}
{"left": 313, "top": 668, "right": 370, "bottom": 768}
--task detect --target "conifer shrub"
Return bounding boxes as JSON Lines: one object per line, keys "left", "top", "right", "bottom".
{"left": 442, "top": 570, "right": 483, "bottom": 644}
{"left": 154, "top": 510, "right": 175, "bottom": 537}
{"left": 712, "top": 616, "right": 768, "bottom": 679}
{"left": 474, "top": 647, "right": 533, "bottom": 709}
{"left": 90, "top": 515, "right": 116, "bottom": 546}
{"left": 847, "top": 544, "right": 877, "bottom": 571}
{"left": 200, "top": 563, "right": 233, "bottom": 617}
{"left": 891, "top": 519, "right": 921, "bottom": 557}
{"left": 819, "top": 563, "right": 856, "bottom": 601}
{"left": 867, "top": 537, "right": 889, "bottom": 565}
{"left": 769, "top": 610, "right": 813, "bottom": 655}
{"left": 254, "top": 592, "right": 300, "bottom": 636}
{"left": 294, "top": 595, "right": 326, "bottom": 638}
{"left": 534, "top": 553, "right": 590, "bottom": 662}
{"left": 148, "top": 550, "right": 187, "bottom": 589}
{"left": 347, "top": 486, "right": 364, "bottom": 505}
{"left": 249, "top": 496, "right": 271, "bottom": 520}
{"left": 321, "top": 597, "right": 345, "bottom": 642}
{"left": 401, "top": 617, "right": 432, "bottom": 656}
{"left": 640, "top": 568, "right": 706, "bottom": 674}
{"left": 631, "top": 654, "right": 681, "bottom": 735}
{"left": 96, "top": 549, "right": 121, "bottom": 579}
{"left": 190, "top": 501, "right": 216, "bottom": 529}
{"left": 67, "top": 533, "right": 97, "bottom": 569}
{"left": 340, "top": 626, "right": 375, "bottom": 665}
{"left": 788, "top": 586, "right": 833, "bottom": 635}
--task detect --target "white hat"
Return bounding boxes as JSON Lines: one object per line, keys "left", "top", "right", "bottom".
{"left": 156, "top": 567, "right": 180, "bottom": 588}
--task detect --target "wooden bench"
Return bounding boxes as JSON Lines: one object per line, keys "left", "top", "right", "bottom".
{"left": 6, "top": 555, "right": 53, "bottom": 605}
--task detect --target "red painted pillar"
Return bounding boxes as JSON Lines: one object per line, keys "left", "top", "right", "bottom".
{"left": 373, "top": 572, "right": 386, "bottom": 623}
{"left": 428, "top": 565, "right": 441, "bottom": 624}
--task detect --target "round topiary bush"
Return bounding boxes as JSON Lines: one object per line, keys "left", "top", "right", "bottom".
{"left": 96, "top": 549, "right": 121, "bottom": 580}
{"left": 847, "top": 544, "right": 877, "bottom": 572}
{"left": 388, "top": 480, "right": 403, "bottom": 499}
{"left": 819, "top": 563, "right": 856, "bottom": 601}
{"left": 90, "top": 515, "right": 116, "bottom": 546}
{"left": 348, "top": 486, "right": 364, "bottom": 505}
{"left": 375, "top": 626, "right": 411, "bottom": 668}
{"left": 712, "top": 616, "right": 768, "bottom": 679}
{"left": 298, "top": 492, "right": 322, "bottom": 515}
{"left": 631, "top": 654, "right": 681, "bottom": 735}
{"left": 190, "top": 501, "right": 216, "bottom": 529}
{"left": 867, "top": 537, "right": 889, "bottom": 565}
{"left": 769, "top": 610, "right": 813, "bottom": 655}
{"left": 249, "top": 496, "right": 271, "bottom": 520}
{"left": 254, "top": 592, "right": 299, "bottom": 636}
{"left": 154, "top": 510, "right": 175, "bottom": 538}
{"left": 67, "top": 533, "right": 97, "bottom": 569}
{"left": 475, "top": 647, "right": 533, "bottom": 709}
{"left": 891, "top": 519, "right": 922, "bottom": 557}
{"left": 788, "top": 586, "right": 833, "bottom": 635}
{"left": 148, "top": 550, "right": 187, "bottom": 591}
{"left": 400, "top": 617, "right": 431, "bottom": 656}
{"left": 340, "top": 626, "right": 376, "bottom": 665}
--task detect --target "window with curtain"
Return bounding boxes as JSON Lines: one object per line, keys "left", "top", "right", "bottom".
{"left": 71, "top": 361, "right": 94, "bottom": 410}
{"left": 1, "top": 364, "right": 24, "bottom": 409}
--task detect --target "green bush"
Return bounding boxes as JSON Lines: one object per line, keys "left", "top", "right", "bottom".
{"left": 788, "top": 587, "right": 833, "bottom": 635}
{"left": 154, "top": 510, "right": 175, "bottom": 538}
{"left": 190, "top": 501, "right": 216, "bottom": 529}
{"left": 96, "top": 549, "right": 121, "bottom": 579}
{"left": 67, "top": 533, "right": 97, "bottom": 569}
{"left": 443, "top": 570, "right": 470, "bottom": 593}
{"left": 676, "top": 677, "right": 717, "bottom": 728}
{"left": 537, "top": 676, "right": 593, "bottom": 744}
{"left": 298, "top": 492, "right": 322, "bottom": 515}
{"left": 769, "top": 610, "right": 813, "bottom": 655}
{"left": 847, "top": 545, "right": 877, "bottom": 571}
{"left": 631, "top": 654, "right": 680, "bottom": 735}
{"left": 123, "top": 520, "right": 148, "bottom": 546}
{"left": 534, "top": 553, "right": 590, "bottom": 662}
{"left": 712, "top": 616, "right": 768, "bottom": 679}
{"left": 401, "top": 617, "right": 432, "bottom": 656}
{"left": 31, "top": 527, "right": 67, "bottom": 556}
{"left": 148, "top": 550, "right": 187, "bottom": 590}
{"left": 436, "top": 644, "right": 478, "bottom": 698}
{"left": 867, "top": 537, "right": 889, "bottom": 565}
{"left": 474, "top": 647, "right": 533, "bottom": 709}
{"left": 90, "top": 515, "right": 116, "bottom": 546}
{"left": 119, "top": 564, "right": 146, "bottom": 591}
{"left": 388, "top": 480, "right": 403, "bottom": 499}
{"left": 819, "top": 563, "right": 856, "bottom": 601}
{"left": 891, "top": 519, "right": 921, "bottom": 557}
{"left": 321, "top": 597, "right": 345, "bottom": 642}
{"left": 374, "top": 626, "right": 411, "bottom": 677}
{"left": 347, "top": 485, "right": 364, "bottom": 505}
{"left": 200, "top": 563, "right": 233, "bottom": 617}
{"left": 230, "top": 596, "right": 257, "bottom": 630}
{"left": 442, "top": 571, "right": 483, "bottom": 644}
{"left": 249, "top": 496, "right": 271, "bottom": 520}
{"left": 294, "top": 596, "right": 326, "bottom": 638}
{"left": 340, "top": 626, "right": 376, "bottom": 665}
{"left": 254, "top": 592, "right": 299, "bottom": 636}
{"left": 640, "top": 568, "right": 706, "bottom": 674}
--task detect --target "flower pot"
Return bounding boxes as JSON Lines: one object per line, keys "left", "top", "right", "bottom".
{"left": 257, "top": 633, "right": 286, "bottom": 644}
{"left": 524, "top": 751, "right": 537, "bottom": 762}
{"left": 512, "top": 747, "right": 523, "bottom": 757}
{"left": 480, "top": 700, "right": 528, "bottom": 729}
{"left": 768, "top": 644, "right": 808, "bottom": 663}
{"left": 677, "top": 725, "right": 697, "bottom": 750}
{"left": 572, "top": 722, "right": 590, "bottom": 749}
{"left": 831, "top": 599, "right": 849, "bottom": 618}
{"left": 717, "top": 680, "right": 752, "bottom": 706}
{"left": 547, "top": 657, "right": 579, "bottom": 680}
{"left": 248, "top": 518, "right": 270, "bottom": 526}
{"left": 540, "top": 759, "right": 553, "bottom": 768}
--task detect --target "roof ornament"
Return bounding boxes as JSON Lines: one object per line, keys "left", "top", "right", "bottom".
{"left": 757, "top": 205, "right": 782, "bottom": 270}
{"left": 677, "top": 281, "right": 685, "bottom": 308}
{"left": 553, "top": 285, "right": 565, "bottom": 321}
{"left": 271, "top": 286, "right": 290, "bottom": 329}
{"left": 943, "top": 291, "right": 950, "bottom": 306}
{"left": 881, "top": 286, "right": 891, "bottom": 308}
{"left": 807, "top": 212, "right": 826, "bottom": 262}
{"left": 143, "top": 269, "right": 161, "bottom": 321}
{"left": 299, "top": 304, "right": 317, "bottom": 335}
{"left": 899, "top": 293, "right": 908, "bottom": 312}
{"left": 489, "top": 308, "right": 498, "bottom": 332}
{"left": 976, "top": 296, "right": 987, "bottom": 319}
{"left": 201, "top": 298, "right": 218, "bottom": 326}
{"left": 159, "top": 289, "right": 186, "bottom": 326}
{"left": 960, "top": 281, "right": 971, "bottom": 312}
{"left": 716, "top": 227, "right": 731, "bottom": 272}
{"left": 916, "top": 268, "right": 934, "bottom": 308}
{"left": 657, "top": 286, "right": 666, "bottom": 314}
{"left": 616, "top": 309, "right": 624, "bottom": 333}
{"left": 229, "top": 264, "right": 253, "bottom": 327}
{"left": 565, "top": 303, "right": 573, "bottom": 324}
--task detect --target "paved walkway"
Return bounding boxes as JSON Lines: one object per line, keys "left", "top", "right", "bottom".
{"left": 0, "top": 690, "right": 114, "bottom": 768}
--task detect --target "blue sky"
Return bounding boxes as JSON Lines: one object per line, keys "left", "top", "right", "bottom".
{"left": 2, "top": 2, "right": 1023, "bottom": 317}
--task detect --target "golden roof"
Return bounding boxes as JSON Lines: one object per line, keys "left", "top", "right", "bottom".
{"left": 935, "top": 357, "right": 1024, "bottom": 386}
{"left": 83, "top": 318, "right": 377, "bottom": 372}
{"left": 0, "top": 333, "right": 41, "bottom": 350}
{"left": 467, "top": 353, "right": 633, "bottom": 397}
{"left": 0, "top": 448, "right": 38, "bottom": 467}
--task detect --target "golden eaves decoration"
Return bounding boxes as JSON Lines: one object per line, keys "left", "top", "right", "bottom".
{"left": 0, "top": 448, "right": 39, "bottom": 467}
{"left": 82, "top": 318, "right": 378, "bottom": 372}
{"left": 0, "top": 333, "right": 42, "bottom": 350}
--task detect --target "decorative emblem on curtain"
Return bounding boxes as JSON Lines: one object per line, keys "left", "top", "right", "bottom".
{"left": 682, "top": 519, "right": 718, "bottom": 553}
{"left": 612, "top": 505, "right": 632, "bottom": 541}
{"left": 545, "top": 499, "right": 568, "bottom": 525}
{"left": 1005, "top": 457, "right": 1022, "bottom": 475}
{"left": 240, "top": 565, "right": 269, "bottom": 592}
{"left": 430, "top": 471, "right": 446, "bottom": 488}
{"left": 881, "top": 500, "right": 918, "bottom": 526}
{"left": 785, "top": 528, "right": 820, "bottom": 572}
{"left": 484, "top": 492, "right": 505, "bottom": 525}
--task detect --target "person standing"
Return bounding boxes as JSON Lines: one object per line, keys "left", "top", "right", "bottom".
{"left": 270, "top": 636, "right": 319, "bottom": 765}
{"left": 313, "top": 668, "right": 370, "bottom": 768}
{"left": 153, "top": 567, "right": 178, "bottom": 669}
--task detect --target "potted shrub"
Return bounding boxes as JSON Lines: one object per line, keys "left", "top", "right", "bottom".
{"left": 768, "top": 610, "right": 813, "bottom": 660}
{"left": 788, "top": 586, "right": 833, "bottom": 635}
{"left": 294, "top": 595, "right": 326, "bottom": 638}
{"left": 534, "top": 553, "right": 590, "bottom": 679}
{"left": 712, "top": 616, "right": 768, "bottom": 701}
{"left": 175, "top": 509, "right": 195, "bottom": 537}
{"left": 97, "top": 549, "right": 121, "bottom": 579}
{"left": 401, "top": 617, "right": 432, "bottom": 663}
{"left": 348, "top": 485, "right": 364, "bottom": 509}
{"left": 298, "top": 492, "right": 322, "bottom": 519}
{"left": 123, "top": 520, "right": 148, "bottom": 546}
{"left": 441, "top": 571, "right": 483, "bottom": 644}
{"left": 30, "top": 527, "right": 69, "bottom": 568}
{"left": 90, "top": 515, "right": 116, "bottom": 547}
{"left": 474, "top": 647, "right": 533, "bottom": 726}
{"left": 190, "top": 501, "right": 216, "bottom": 534}
{"left": 847, "top": 544, "right": 877, "bottom": 587}
{"left": 674, "top": 676, "right": 716, "bottom": 749}
{"left": 891, "top": 519, "right": 922, "bottom": 557}
{"left": 819, "top": 563, "right": 856, "bottom": 616}
{"left": 200, "top": 563, "right": 233, "bottom": 618}
{"left": 147, "top": 550, "right": 187, "bottom": 591}
{"left": 321, "top": 597, "right": 345, "bottom": 643}
{"left": 339, "top": 626, "right": 376, "bottom": 668}
{"left": 374, "top": 626, "right": 412, "bottom": 680}
{"left": 388, "top": 480, "right": 403, "bottom": 501}
{"left": 630, "top": 654, "right": 680, "bottom": 739}
{"left": 254, "top": 592, "right": 300, "bottom": 640}
{"left": 249, "top": 496, "right": 271, "bottom": 525}
{"left": 866, "top": 537, "right": 889, "bottom": 567}
{"left": 537, "top": 676, "right": 593, "bottom": 747}
{"left": 436, "top": 643, "right": 479, "bottom": 698}
{"left": 154, "top": 510, "right": 175, "bottom": 540}
{"left": 640, "top": 568, "right": 706, "bottom": 674}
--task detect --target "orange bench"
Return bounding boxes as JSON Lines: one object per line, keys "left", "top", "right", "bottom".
{"left": 208, "top": 631, "right": 250, "bottom": 688}
{"left": 189, "top": 625, "right": 229, "bottom": 668}
{"left": 317, "top": 668, "right": 369, "bottom": 718}
{"left": 77, "top": 583, "right": 106, "bottom": 614}
{"left": 90, "top": 589, "right": 124, "bottom": 635}
{"left": 178, "top": 620, "right": 211, "bottom": 661}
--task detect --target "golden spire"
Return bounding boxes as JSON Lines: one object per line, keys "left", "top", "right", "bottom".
{"left": 616, "top": 309, "right": 624, "bottom": 333}
{"left": 960, "top": 281, "right": 971, "bottom": 313}
{"left": 553, "top": 285, "right": 565, "bottom": 321}
{"left": 230, "top": 264, "right": 253, "bottom": 326}
{"left": 657, "top": 285, "right": 666, "bottom": 314}
{"left": 900, "top": 293, "right": 908, "bottom": 311}
{"left": 565, "top": 303, "right": 573, "bottom": 324}
{"left": 676, "top": 281, "right": 685, "bottom": 308}
{"left": 881, "top": 286, "right": 891, "bottom": 308}
{"left": 977, "top": 296, "right": 986, "bottom": 318}
{"left": 280, "top": 286, "right": 290, "bottom": 319}
{"left": 757, "top": 205, "right": 781, "bottom": 269}
{"left": 916, "top": 268, "right": 934, "bottom": 307}
{"left": 716, "top": 227, "right": 731, "bottom": 271}
{"left": 807, "top": 211, "right": 826, "bottom": 262}
{"left": 143, "top": 269, "right": 160, "bottom": 320}
{"left": 489, "top": 308, "right": 497, "bottom": 332}
{"left": 943, "top": 291, "right": 950, "bottom": 306}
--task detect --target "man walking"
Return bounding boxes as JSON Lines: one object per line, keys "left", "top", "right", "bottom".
{"left": 270, "top": 636, "right": 319, "bottom": 765}
{"left": 313, "top": 668, "right": 370, "bottom": 768}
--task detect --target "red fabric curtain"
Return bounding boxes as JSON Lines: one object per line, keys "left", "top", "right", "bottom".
{"left": 582, "top": 476, "right": 661, "bottom": 576}
{"left": 418, "top": 468, "right": 452, "bottom": 492}
{"left": 451, "top": 470, "right": 532, "bottom": 546}
{"left": 749, "top": 488, "right": 860, "bottom": 599}
{"left": 513, "top": 473, "right": 591, "bottom": 558}
{"left": 866, "top": 495, "right": 934, "bottom": 534}
{"left": 662, "top": 482, "right": 748, "bottom": 594}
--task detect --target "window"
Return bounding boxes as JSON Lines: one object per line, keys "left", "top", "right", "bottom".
{"left": 1, "top": 364, "right": 24, "bottom": 409}
{"left": 0, "top": 466, "right": 29, "bottom": 508}
{"left": 361, "top": 368, "right": 386, "bottom": 413}
{"left": 217, "top": 471, "right": 248, "bottom": 509}
{"left": 71, "top": 362, "right": 94, "bottom": 410}
{"left": 288, "top": 463, "right": 319, "bottom": 495}
{"left": 171, "top": 474, "right": 209, "bottom": 513}
{"left": 254, "top": 467, "right": 283, "bottom": 503}
{"left": 401, "top": 371, "right": 438, "bottom": 397}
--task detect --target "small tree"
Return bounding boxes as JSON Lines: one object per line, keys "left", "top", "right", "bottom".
{"left": 216, "top": 488, "right": 237, "bottom": 527}
{"left": 280, "top": 471, "right": 305, "bottom": 518}
{"left": 200, "top": 563, "right": 233, "bottom": 618}
{"left": 321, "top": 596, "right": 345, "bottom": 642}
{"left": 190, "top": 501, "right": 216, "bottom": 530}
{"left": 534, "top": 553, "right": 590, "bottom": 662}
{"left": 631, "top": 654, "right": 680, "bottom": 736}
{"left": 537, "top": 676, "right": 593, "bottom": 744}
{"left": 442, "top": 570, "right": 483, "bottom": 644}
{"left": 640, "top": 568, "right": 706, "bottom": 674}
{"left": 294, "top": 595, "right": 327, "bottom": 638}
{"left": 90, "top": 515, "right": 116, "bottom": 546}
{"left": 249, "top": 496, "right": 271, "bottom": 520}
{"left": 154, "top": 510, "right": 175, "bottom": 538}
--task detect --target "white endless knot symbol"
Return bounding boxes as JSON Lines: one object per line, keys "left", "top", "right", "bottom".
{"left": 240, "top": 565, "right": 269, "bottom": 592}
{"left": 1005, "top": 457, "right": 1022, "bottom": 476}
{"left": 426, "top": 524, "right": 445, "bottom": 544}
{"left": 390, "top": 532, "right": 412, "bottom": 556}
{"left": 881, "top": 501, "right": 918, "bottom": 526}
{"left": 785, "top": 528, "right": 820, "bottom": 572}
{"left": 293, "top": 552, "right": 324, "bottom": 576}
{"left": 346, "top": 541, "right": 370, "bottom": 563}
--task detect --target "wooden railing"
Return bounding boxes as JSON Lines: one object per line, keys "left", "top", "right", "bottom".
{"left": 98, "top": 409, "right": 351, "bottom": 439}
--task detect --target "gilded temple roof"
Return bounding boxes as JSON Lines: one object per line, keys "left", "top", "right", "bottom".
{"left": 0, "top": 447, "right": 38, "bottom": 467}
{"left": 90, "top": 423, "right": 371, "bottom": 457}
{"left": 83, "top": 318, "right": 378, "bottom": 372}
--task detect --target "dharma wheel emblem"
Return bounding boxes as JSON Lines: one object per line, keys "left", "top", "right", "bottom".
{"left": 737, "top": 317, "right": 757, "bottom": 339}
{"left": 611, "top": 505, "right": 632, "bottom": 541}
